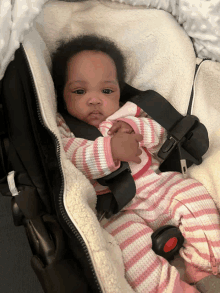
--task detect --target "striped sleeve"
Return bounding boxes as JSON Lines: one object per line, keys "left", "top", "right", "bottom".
{"left": 56, "top": 113, "right": 120, "bottom": 179}
{"left": 115, "top": 116, "right": 167, "bottom": 155}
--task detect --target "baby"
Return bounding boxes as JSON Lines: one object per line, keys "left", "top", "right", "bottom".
{"left": 52, "top": 34, "right": 220, "bottom": 293}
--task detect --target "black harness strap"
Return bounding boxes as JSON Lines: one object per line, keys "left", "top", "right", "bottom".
{"left": 127, "top": 61, "right": 202, "bottom": 129}
{"left": 130, "top": 91, "right": 183, "bottom": 132}
{"left": 60, "top": 112, "right": 136, "bottom": 219}
{"left": 128, "top": 61, "right": 208, "bottom": 174}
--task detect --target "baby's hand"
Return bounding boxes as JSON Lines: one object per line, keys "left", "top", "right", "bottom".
{"left": 111, "top": 132, "right": 143, "bottom": 164}
{"left": 108, "top": 121, "right": 134, "bottom": 136}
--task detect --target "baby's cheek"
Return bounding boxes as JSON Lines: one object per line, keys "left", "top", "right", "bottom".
{"left": 102, "top": 100, "right": 108, "bottom": 106}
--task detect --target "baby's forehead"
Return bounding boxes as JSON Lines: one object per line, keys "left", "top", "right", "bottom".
{"left": 69, "top": 50, "right": 116, "bottom": 66}
{"left": 67, "top": 51, "right": 118, "bottom": 79}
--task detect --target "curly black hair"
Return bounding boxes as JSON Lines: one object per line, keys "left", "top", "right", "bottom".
{"left": 51, "top": 34, "right": 127, "bottom": 112}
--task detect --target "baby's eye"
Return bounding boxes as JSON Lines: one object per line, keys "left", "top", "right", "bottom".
{"left": 73, "top": 89, "right": 85, "bottom": 95}
{"left": 102, "top": 89, "right": 113, "bottom": 94}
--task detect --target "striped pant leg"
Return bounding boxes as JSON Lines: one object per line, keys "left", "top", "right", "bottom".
{"left": 167, "top": 176, "right": 220, "bottom": 275}
{"left": 102, "top": 210, "right": 197, "bottom": 293}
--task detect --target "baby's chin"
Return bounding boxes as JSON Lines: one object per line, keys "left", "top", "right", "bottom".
{"left": 85, "top": 116, "right": 106, "bottom": 128}
{"left": 89, "top": 122, "right": 101, "bottom": 128}
{"left": 89, "top": 119, "right": 105, "bottom": 128}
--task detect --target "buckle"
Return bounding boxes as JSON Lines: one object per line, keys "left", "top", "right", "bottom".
{"left": 158, "top": 115, "right": 199, "bottom": 161}
{"left": 158, "top": 136, "right": 178, "bottom": 160}
{"left": 151, "top": 225, "right": 184, "bottom": 261}
{"left": 180, "top": 159, "right": 187, "bottom": 178}
{"left": 97, "top": 161, "right": 131, "bottom": 186}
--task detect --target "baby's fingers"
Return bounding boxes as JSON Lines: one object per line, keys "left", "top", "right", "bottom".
{"left": 108, "top": 122, "right": 120, "bottom": 135}
{"left": 137, "top": 148, "right": 142, "bottom": 156}
{"left": 120, "top": 128, "right": 132, "bottom": 133}
{"left": 132, "top": 133, "right": 143, "bottom": 142}
{"left": 132, "top": 156, "right": 142, "bottom": 164}
{"left": 131, "top": 148, "right": 142, "bottom": 164}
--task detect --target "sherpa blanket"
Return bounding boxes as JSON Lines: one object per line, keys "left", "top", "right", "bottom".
{"left": 0, "top": 0, "right": 48, "bottom": 80}
{"left": 20, "top": 0, "right": 220, "bottom": 292}
{"left": 1, "top": 0, "right": 220, "bottom": 80}
{"left": 107, "top": 0, "right": 220, "bottom": 62}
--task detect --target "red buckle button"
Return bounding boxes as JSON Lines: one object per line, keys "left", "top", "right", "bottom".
{"left": 163, "top": 237, "right": 178, "bottom": 252}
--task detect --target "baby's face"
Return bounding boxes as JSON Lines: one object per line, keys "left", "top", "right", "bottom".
{"left": 63, "top": 50, "right": 120, "bottom": 128}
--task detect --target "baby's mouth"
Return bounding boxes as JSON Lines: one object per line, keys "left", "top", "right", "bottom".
{"left": 89, "top": 110, "right": 103, "bottom": 118}
{"left": 90, "top": 110, "right": 102, "bottom": 115}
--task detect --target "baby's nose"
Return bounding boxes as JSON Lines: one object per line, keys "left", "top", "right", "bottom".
{"left": 88, "top": 96, "right": 102, "bottom": 104}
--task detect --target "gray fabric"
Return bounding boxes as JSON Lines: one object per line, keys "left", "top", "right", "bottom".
{"left": 0, "top": 195, "right": 43, "bottom": 293}
{"left": 195, "top": 275, "right": 220, "bottom": 293}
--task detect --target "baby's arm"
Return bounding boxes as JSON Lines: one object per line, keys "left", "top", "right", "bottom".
{"left": 56, "top": 113, "right": 120, "bottom": 180}
{"left": 115, "top": 116, "right": 167, "bottom": 155}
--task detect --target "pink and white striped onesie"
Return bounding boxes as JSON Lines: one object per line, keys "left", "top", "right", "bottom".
{"left": 57, "top": 101, "right": 220, "bottom": 293}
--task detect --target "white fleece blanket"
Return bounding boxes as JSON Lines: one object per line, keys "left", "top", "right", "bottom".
{"left": 108, "top": 0, "right": 220, "bottom": 62}
{"left": 1, "top": 0, "right": 220, "bottom": 81}
{"left": 1, "top": 0, "right": 220, "bottom": 80}
{"left": 21, "top": 0, "right": 220, "bottom": 292}
{"left": 0, "top": 0, "right": 48, "bottom": 80}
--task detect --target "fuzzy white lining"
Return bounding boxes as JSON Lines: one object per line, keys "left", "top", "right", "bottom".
{"left": 105, "top": 0, "right": 220, "bottom": 62}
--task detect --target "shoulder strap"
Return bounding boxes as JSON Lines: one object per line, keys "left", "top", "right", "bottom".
{"left": 127, "top": 61, "right": 208, "bottom": 174}
{"left": 125, "top": 61, "right": 203, "bottom": 128}
{"left": 129, "top": 90, "right": 183, "bottom": 131}
{"left": 60, "top": 111, "right": 136, "bottom": 219}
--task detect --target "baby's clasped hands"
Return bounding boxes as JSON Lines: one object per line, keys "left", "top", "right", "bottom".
{"left": 110, "top": 131, "right": 143, "bottom": 164}
{"left": 108, "top": 120, "right": 134, "bottom": 135}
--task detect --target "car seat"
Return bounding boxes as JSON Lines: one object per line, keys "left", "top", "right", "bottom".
{"left": 1, "top": 1, "right": 220, "bottom": 292}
